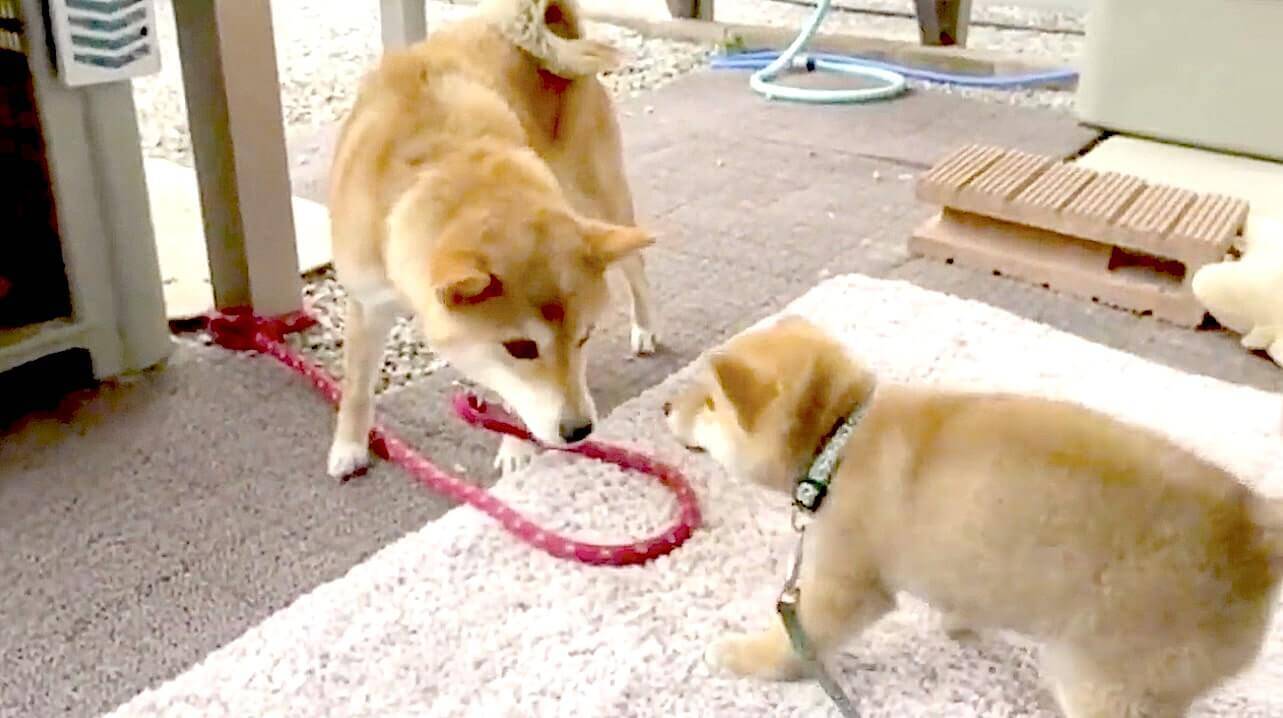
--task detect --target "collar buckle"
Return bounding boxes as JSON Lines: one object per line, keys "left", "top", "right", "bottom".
{"left": 789, "top": 384, "right": 874, "bottom": 521}
{"left": 793, "top": 476, "right": 828, "bottom": 514}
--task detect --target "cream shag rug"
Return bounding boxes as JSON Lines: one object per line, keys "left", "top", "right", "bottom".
{"left": 105, "top": 275, "right": 1283, "bottom": 717}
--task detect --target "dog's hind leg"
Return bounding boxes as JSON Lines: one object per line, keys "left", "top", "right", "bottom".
{"left": 1043, "top": 645, "right": 1200, "bottom": 718}
{"left": 327, "top": 295, "right": 397, "bottom": 479}
{"left": 562, "top": 82, "right": 660, "bottom": 356}
{"left": 615, "top": 253, "right": 658, "bottom": 355}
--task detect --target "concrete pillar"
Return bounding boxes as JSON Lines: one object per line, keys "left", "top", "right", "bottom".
{"left": 172, "top": 0, "right": 302, "bottom": 316}
{"left": 915, "top": 0, "right": 973, "bottom": 47}
{"left": 380, "top": 0, "right": 428, "bottom": 49}
{"left": 666, "top": 0, "right": 715, "bottom": 21}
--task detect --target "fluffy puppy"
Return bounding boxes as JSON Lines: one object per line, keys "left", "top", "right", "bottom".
{"left": 666, "top": 316, "right": 1283, "bottom": 717}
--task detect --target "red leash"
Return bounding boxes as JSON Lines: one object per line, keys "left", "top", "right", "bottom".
{"left": 200, "top": 306, "right": 702, "bottom": 566}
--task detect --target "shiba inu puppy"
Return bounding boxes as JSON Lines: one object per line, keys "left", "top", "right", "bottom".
{"left": 666, "top": 316, "right": 1283, "bottom": 717}
{"left": 326, "top": 0, "right": 657, "bottom": 478}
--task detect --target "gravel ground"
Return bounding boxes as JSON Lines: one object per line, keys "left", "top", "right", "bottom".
{"left": 132, "top": 0, "right": 712, "bottom": 167}
{"left": 133, "top": 0, "right": 1081, "bottom": 165}
{"left": 714, "top": 0, "right": 1082, "bottom": 112}
{"left": 135, "top": 0, "right": 1082, "bottom": 391}
{"left": 289, "top": 269, "right": 445, "bottom": 393}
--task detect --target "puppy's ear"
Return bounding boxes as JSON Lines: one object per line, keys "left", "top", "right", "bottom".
{"left": 773, "top": 315, "right": 822, "bottom": 335}
{"left": 580, "top": 219, "right": 654, "bottom": 269}
{"left": 709, "top": 352, "right": 779, "bottom": 431}
{"left": 430, "top": 249, "right": 502, "bottom": 307}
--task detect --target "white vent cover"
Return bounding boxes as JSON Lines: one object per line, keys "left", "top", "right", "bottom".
{"left": 47, "top": 0, "right": 160, "bottom": 86}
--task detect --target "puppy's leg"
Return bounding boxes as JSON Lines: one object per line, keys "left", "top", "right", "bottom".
{"left": 709, "top": 564, "right": 891, "bottom": 681}
{"left": 1043, "top": 646, "right": 1195, "bottom": 718}
{"left": 327, "top": 297, "right": 396, "bottom": 479}
{"left": 616, "top": 253, "right": 658, "bottom": 355}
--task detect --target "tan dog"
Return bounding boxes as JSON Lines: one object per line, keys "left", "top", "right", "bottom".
{"left": 326, "top": 0, "right": 657, "bottom": 478}
{"left": 666, "top": 317, "right": 1283, "bottom": 717}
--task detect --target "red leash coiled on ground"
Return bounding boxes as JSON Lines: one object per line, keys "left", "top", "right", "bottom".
{"left": 201, "top": 306, "right": 702, "bottom": 566}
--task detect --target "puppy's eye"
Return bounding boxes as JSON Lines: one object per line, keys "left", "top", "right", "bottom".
{"left": 503, "top": 339, "right": 539, "bottom": 360}
{"left": 577, "top": 334, "right": 590, "bottom": 347}
{"left": 704, "top": 396, "right": 715, "bottom": 411}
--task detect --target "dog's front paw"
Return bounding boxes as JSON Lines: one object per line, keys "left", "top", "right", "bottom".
{"left": 494, "top": 435, "right": 539, "bottom": 476}
{"left": 630, "top": 326, "right": 657, "bottom": 356}
{"left": 705, "top": 632, "right": 804, "bottom": 681}
{"left": 327, "top": 438, "right": 370, "bottom": 480}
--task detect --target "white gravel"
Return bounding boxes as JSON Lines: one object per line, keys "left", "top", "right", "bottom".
{"left": 135, "top": 0, "right": 1082, "bottom": 390}
{"left": 132, "top": 0, "right": 712, "bottom": 167}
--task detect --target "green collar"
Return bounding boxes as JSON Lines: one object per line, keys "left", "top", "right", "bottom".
{"left": 791, "top": 387, "right": 874, "bottom": 515}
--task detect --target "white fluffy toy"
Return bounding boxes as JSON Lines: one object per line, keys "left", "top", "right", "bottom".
{"left": 1192, "top": 215, "right": 1283, "bottom": 366}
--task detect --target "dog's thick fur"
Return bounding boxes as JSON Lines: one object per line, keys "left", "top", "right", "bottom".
{"left": 667, "top": 317, "right": 1283, "bottom": 717}
{"left": 325, "top": 0, "right": 657, "bottom": 478}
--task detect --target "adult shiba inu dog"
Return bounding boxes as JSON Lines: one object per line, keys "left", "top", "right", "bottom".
{"left": 326, "top": 0, "right": 658, "bottom": 478}
{"left": 666, "top": 317, "right": 1283, "bottom": 717}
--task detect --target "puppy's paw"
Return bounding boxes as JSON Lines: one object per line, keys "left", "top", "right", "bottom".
{"left": 941, "top": 613, "right": 980, "bottom": 643}
{"left": 494, "top": 435, "right": 539, "bottom": 476}
{"left": 327, "top": 438, "right": 370, "bottom": 480}
{"left": 705, "top": 632, "right": 803, "bottom": 681}
{"left": 704, "top": 633, "right": 742, "bottom": 671}
{"left": 944, "top": 625, "right": 981, "bottom": 643}
{"left": 630, "top": 325, "right": 657, "bottom": 356}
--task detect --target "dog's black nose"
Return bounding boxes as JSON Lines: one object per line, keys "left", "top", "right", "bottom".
{"left": 560, "top": 420, "right": 593, "bottom": 444}
{"left": 661, "top": 401, "right": 672, "bottom": 417}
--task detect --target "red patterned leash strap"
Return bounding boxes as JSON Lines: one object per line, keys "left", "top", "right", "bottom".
{"left": 200, "top": 306, "right": 702, "bottom": 567}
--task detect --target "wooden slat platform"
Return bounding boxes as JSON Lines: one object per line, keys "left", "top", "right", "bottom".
{"left": 911, "top": 144, "right": 1249, "bottom": 326}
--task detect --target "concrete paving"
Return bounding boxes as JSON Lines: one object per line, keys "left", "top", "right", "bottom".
{"left": 2, "top": 70, "right": 1278, "bottom": 718}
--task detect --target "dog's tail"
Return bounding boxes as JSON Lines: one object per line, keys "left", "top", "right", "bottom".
{"left": 479, "top": 0, "right": 621, "bottom": 77}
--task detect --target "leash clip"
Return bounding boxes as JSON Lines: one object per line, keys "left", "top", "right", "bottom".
{"left": 776, "top": 529, "right": 861, "bottom": 717}
{"left": 790, "top": 506, "right": 813, "bottom": 533}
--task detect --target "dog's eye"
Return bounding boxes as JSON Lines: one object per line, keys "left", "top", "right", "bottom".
{"left": 503, "top": 339, "right": 540, "bottom": 360}
{"left": 577, "top": 334, "right": 590, "bottom": 347}
{"left": 704, "top": 396, "right": 715, "bottom": 411}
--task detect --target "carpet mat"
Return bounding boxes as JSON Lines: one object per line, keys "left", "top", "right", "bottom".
{"left": 105, "top": 275, "right": 1283, "bottom": 717}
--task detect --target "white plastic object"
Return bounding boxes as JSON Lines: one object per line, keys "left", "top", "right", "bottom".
{"left": 1192, "top": 217, "right": 1283, "bottom": 367}
{"left": 1077, "top": 0, "right": 1283, "bottom": 163}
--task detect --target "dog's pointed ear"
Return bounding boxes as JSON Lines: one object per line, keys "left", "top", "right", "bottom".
{"left": 709, "top": 352, "right": 779, "bottom": 431}
{"left": 580, "top": 219, "right": 654, "bottom": 269}
{"left": 431, "top": 250, "right": 502, "bottom": 307}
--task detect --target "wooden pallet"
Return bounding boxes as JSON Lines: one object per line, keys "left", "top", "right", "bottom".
{"left": 909, "top": 144, "right": 1249, "bottom": 326}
